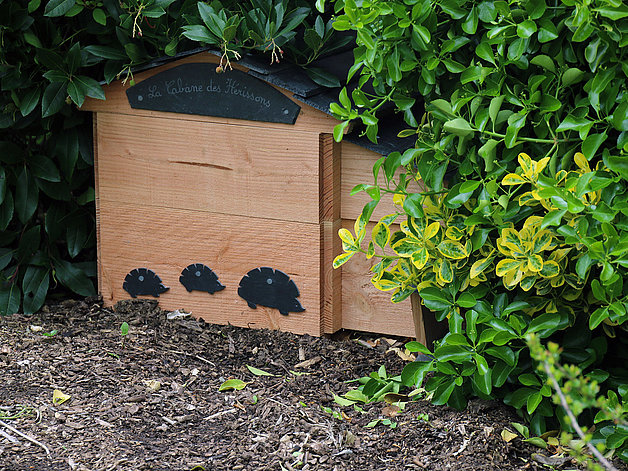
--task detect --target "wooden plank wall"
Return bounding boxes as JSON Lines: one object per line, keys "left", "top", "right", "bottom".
{"left": 90, "top": 52, "right": 419, "bottom": 338}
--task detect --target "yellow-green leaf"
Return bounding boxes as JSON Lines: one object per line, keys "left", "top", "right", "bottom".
{"left": 339, "top": 227, "right": 356, "bottom": 245}
{"left": 354, "top": 216, "right": 367, "bottom": 244}
{"left": 520, "top": 275, "right": 536, "bottom": 291}
{"left": 500, "top": 228, "right": 525, "bottom": 253}
{"left": 445, "top": 226, "right": 464, "bottom": 240}
{"left": 527, "top": 254, "right": 543, "bottom": 272}
{"left": 437, "top": 240, "right": 468, "bottom": 259}
{"left": 372, "top": 278, "right": 399, "bottom": 291}
{"left": 502, "top": 267, "right": 524, "bottom": 289}
{"left": 532, "top": 230, "right": 553, "bottom": 253}
{"left": 518, "top": 152, "right": 534, "bottom": 177}
{"left": 424, "top": 221, "right": 441, "bottom": 240}
{"left": 219, "top": 379, "right": 248, "bottom": 391}
{"left": 496, "top": 258, "right": 524, "bottom": 277}
{"left": 438, "top": 259, "right": 454, "bottom": 283}
{"left": 534, "top": 156, "right": 550, "bottom": 174}
{"left": 411, "top": 247, "right": 429, "bottom": 269}
{"left": 333, "top": 251, "right": 355, "bottom": 268}
{"left": 366, "top": 241, "right": 375, "bottom": 259}
{"left": 540, "top": 260, "right": 560, "bottom": 278}
{"left": 53, "top": 389, "right": 71, "bottom": 405}
{"left": 372, "top": 222, "right": 391, "bottom": 250}
{"left": 502, "top": 173, "right": 528, "bottom": 185}
{"left": 392, "top": 237, "right": 423, "bottom": 256}
{"left": 246, "top": 365, "right": 276, "bottom": 376}
{"left": 518, "top": 191, "right": 540, "bottom": 207}
{"left": 470, "top": 256, "right": 493, "bottom": 278}
{"left": 574, "top": 152, "right": 590, "bottom": 172}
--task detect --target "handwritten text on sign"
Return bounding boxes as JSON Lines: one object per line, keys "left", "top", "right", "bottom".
{"left": 126, "top": 63, "right": 300, "bottom": 124}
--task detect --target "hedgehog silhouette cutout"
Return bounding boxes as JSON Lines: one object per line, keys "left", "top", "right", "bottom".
{"left": 179, "top": 264, "right": 225, "bottom": 294}
{"left": 238, "top": 267, "right": 305, "bottom": 316}
{"left": 123, "top": 268, "right": 169, "bottom": 298}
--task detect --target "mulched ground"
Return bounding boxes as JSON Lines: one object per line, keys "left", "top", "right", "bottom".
{"left": 0, "top": 298, "right": 594, "bottom": 470}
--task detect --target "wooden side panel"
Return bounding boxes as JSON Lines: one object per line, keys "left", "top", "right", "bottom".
{"left": 81, "top": 52, "right": 338, "bottom": 134}
{"left": 339, "top": 219, "right": 418, "bottom": 339}
{"left": 98, "top": 201, "right": 322, "bottom": 336}
{"left": 319, "top": 133, "right": 342, "bottom": 333}
{"left": 340, "top": 141, "right": 425, "bottom": 223}
{"left": 96, "top": 113, "right": 321, "bottom": 224}
{"left": 93, "top": 114, "right": 102, "bottom": 295}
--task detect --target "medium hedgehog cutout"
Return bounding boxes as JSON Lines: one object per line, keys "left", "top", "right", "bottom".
{"left": 238, "top": 267, "right": 305, "bottom": 316}
{"left": 179, "top": 263, "right": 225, "bottom": 294}
{"left": 123, "top": 268, "right": 169, "bottom": 298}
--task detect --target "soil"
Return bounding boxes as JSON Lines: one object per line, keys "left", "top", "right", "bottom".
{"left": 0, "top": 298, "right": 596, "bottom": 471}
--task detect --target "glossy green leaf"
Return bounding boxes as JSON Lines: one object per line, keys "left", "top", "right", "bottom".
{"left": 0, "top": 284, "right": 21, "bottom": 316}
{"left": 44, "top": 0, "right": 75, "bottom": 17}
{"left": 15, "top": 168, "right": 38, "bottom": 223}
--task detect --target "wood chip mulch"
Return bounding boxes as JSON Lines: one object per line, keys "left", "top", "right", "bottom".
{"left": 0, "top": 298, "right": 589, "bottom": 470}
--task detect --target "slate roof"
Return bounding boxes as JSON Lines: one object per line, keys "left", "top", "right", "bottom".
{"left": 129, "top": 46, "right": 414, "bottom": 156}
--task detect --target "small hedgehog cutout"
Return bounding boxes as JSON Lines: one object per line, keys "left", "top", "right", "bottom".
{"left": 179, "top": 264, "right": 225, "bottom": 294}
{"left": 238, "top": 267, "right": 305, "bottom": 316}
{"left": 123, "top": 268, "right": 169, "bottom": 298}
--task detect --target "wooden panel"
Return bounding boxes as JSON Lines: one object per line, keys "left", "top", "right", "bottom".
{"left": 96, "top": 113, "right": 320, "bottom": 223}
{"left": 340, "top": 141, "right": 424, "bottom": 222}
{"left": 319, "top": 134, "right": 342, "bottom": 333}
{"left": 98, "top": 201, "right": 322, "bottom": 336}
{"left": 93, "top": 114, "right": 102, "bottom": 295}
{"left": 81, "top": 52, "right": 338, "bottom": 134}
{"left": 339, "top": 219, "right": 417, "bottom": 339}
{"left": 319, "top": 133, "right": 341, "bottom": 223}
{"left": 321, "top": 220, "right": 342, "bottom": 333}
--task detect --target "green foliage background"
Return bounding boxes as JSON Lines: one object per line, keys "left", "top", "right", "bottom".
{"left": 0, "top": 0, "right": 343, "bottom": 315}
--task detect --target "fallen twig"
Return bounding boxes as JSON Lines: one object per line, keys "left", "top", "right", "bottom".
{"left": 0, "top": 428, "right": 20, "bottom": 443}
{"left": 0, "top": 419, "right": 51, "bottom": 457}
{"left": 202, "top": 409, "right": 237, "bottom": 420}
{"left": 543, "top": 363, "right": 618, "bottom": 471}
{"left": 167, "top": 349, "right": 216, "bottom": 366}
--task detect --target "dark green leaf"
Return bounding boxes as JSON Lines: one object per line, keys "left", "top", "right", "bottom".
{"left": 44, "top": 0, "right": 75, "bottom": 17}
{"left": 20, "top": 88, "right": 41, "bottom": 117}
{"left": 41, "top": 81, "right": 67, "bottom": 118}
{"left": 54, "top": 260, "right": 95, "bottom": 296}
{"left": 15, "top": 168, "right": 38, "bottom": 223}
{"left": 304, "top": 67, "right": 340, "bottom": 88}
{"left": 0, "top": 284, "right": 21, "bottom": 316}
{"left": 22, "top": 266, "right": 49, "bottom": 314}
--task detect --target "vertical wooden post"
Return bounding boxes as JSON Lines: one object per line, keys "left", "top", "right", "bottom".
{"left": 411, "top": 292, "right": 448, "bottom": 351}
{"left": 320, "top": 133, "right": 342, "bottom": 334}
{"left": 92, "top": 114, "right": 104, "bottom": 299}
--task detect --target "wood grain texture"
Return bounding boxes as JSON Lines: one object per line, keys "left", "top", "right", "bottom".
{"left": 319, "top": 133, "right": 341, "bottom": 223}
{"left": 321, "top": 220, "right": 342, "bottom": 334}
{"left": 319, "top": 133, "right": 342, "bottom": 333}
{"left": 340, "top": 141, "right": 425, "bottom": 222}
{"left": 93, "top": 114, "right": 103, "bottom": 295}
{"left": 98, "top": 201, "right": 322, "bottom": 336}
{"left": 95, "top": 113, "right": 321, "bottom": 223}
{"left": 81, "top": 52, "right": 339, "bottom": 134}
{"left": 339, "top": 219, "right": 417, "bottom": 339}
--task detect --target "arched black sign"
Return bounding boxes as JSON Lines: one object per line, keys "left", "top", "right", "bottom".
{"left": 126, "top": 63, "right": 301, "bottom": 124}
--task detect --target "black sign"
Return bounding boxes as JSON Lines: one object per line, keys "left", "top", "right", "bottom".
{"left": 126, "top": 63, "right": 300, "bottom": 124}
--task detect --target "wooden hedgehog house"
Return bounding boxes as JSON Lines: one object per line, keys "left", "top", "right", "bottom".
{"left": 82, "top": 49, "right": 422, "bottom": 339}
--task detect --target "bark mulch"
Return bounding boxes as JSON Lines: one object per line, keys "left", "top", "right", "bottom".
{"left": 0, "top": 298, "right": 591, "bottom": 470}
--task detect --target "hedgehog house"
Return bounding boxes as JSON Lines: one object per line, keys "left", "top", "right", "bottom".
{"left": 82, "top": 50, "right": 424, "bottom": 339}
